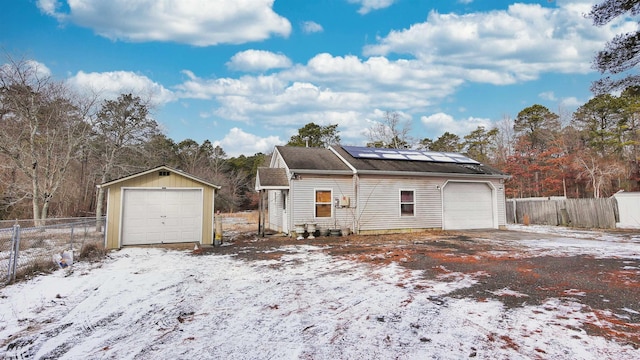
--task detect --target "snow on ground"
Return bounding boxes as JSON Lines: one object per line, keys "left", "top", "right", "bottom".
{"left": 1, "top": 227, "right": 639, "bottom": 359}
{"left": 498, "top": 224, "right": 640, "bottom": 259}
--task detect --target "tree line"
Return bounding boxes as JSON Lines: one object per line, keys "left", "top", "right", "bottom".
{"left": 0, "top": 57, "right": 264, "bottom": 222}
{"left": 2, "top": 57, "right": 639, "bottom": 224}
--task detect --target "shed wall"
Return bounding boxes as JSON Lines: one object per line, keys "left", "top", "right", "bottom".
{"left": 104, "top": 171, "right": 215, "bottom": 249}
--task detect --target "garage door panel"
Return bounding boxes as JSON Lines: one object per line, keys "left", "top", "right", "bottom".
{"left": 121, "top": 189, "right": 203, "bottom": 246}
{"left": 443, "top": 182, "right": 494, "bottom": 230}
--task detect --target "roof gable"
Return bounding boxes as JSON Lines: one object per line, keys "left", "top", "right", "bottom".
{"left": 98, "top": 165, "right": 221, "bottom": 189}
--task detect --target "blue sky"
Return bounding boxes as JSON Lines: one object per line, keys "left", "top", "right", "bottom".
{"left": 1, "top": 0, "right": 632, "bottom": 156}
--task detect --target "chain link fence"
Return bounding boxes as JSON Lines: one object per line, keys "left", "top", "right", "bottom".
{"left": 1, "top": 217, "right": 105, "bottom": 286}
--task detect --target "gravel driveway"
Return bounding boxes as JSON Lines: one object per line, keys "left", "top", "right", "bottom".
{"left": 215, "top": 226, "right": 640, "bottom": 348}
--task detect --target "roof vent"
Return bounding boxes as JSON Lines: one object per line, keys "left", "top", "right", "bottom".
{"left": 159, "top": 171, "right": 170, "bottom": 176}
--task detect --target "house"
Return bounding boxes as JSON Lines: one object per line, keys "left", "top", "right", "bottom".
{"left": 255, "top": 145, "right": 509, "bottom": 236}
{"left": 98, "top": 165, "right": 220, "bottom": 249}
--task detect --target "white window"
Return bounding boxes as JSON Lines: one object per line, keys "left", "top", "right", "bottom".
{"left": 400, "top": 190, "right": 415, "bottom": 216}
{"left": 315, "top": 190, "right": 332, "bottom": 218}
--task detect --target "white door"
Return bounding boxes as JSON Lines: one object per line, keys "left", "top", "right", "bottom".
{"left": 443, "top": 182, "right": 495, "bottom": 230}
{"left": 121, "top": 189, "right": 203, "bottom": 245}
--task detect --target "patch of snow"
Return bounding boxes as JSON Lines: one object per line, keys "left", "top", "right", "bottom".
{"left": 500, "top": 225, "right": 640, "bottom": 259}
{"left": 562, "top": 289, "right": 586, "bottom": 297}
{"left": 1, "top": 242, "right": 638, "bottom": 359}
{"left": 490, "top": 288, "right": 529, "bottom": 298}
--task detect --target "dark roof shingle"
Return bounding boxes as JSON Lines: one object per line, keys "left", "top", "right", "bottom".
{"left": 256, "top": 167, "right": 289, "bottom": 188}
{"left": 276, "top": 146, "right": 352, "bottom": 171}
{"left": 331, "top": 146, "right": 506, "bottom": 176}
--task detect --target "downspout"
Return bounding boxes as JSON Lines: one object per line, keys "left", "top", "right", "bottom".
{"left": 288, "top": 174, "right": 293, "bottom": 237}
{"left": 353, "top": 173, "right": 359, "bottom": 234}
{"left": 328, "top": 146, "right": 359, "bottom": 234}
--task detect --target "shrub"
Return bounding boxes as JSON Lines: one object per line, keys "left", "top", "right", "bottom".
{"left": 78, "top": 242, "right": 108, "bottom": 261}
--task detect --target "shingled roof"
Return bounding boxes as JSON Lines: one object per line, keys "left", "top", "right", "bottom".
{"left": 261, "top": 145, "right": 507, "bottom": 182}
{"left": 275, "top": 146, "right": 353, "bottom": 172}
{"left": 332, "top": 146, "right": 508, "bottom": 177}
{"left": 255, "top": 167, "right": 289, "bottom": 190}
{"left": 331, "top": 146, "right": 506, "bottom": 177}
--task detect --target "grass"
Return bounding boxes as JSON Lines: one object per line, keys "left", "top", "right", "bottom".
{"left": 220, "top": 211, "right": 259, "bottom": 232}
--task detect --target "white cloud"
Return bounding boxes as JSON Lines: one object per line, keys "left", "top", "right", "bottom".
{"left": 50, "top": 0, "right": 624, "bottom": 154}
{"left": 167, "top": 0, "right": 629, "bottom": 151}
{"left": 214, "top": 127, "right": 283, "bottom": 157}
{"left": 1, "top": 59, "right": 52, "bottom": 80}
{"left": 67, "top": 70, "right": 175, "bottom": 106}
{"left": 226, "top": 50, "right": 292, "bottom": 72}
{"left": 301, "top": 21, "right": 323, "bottom": 34}
{"left": 559, "top": 96, "right": 582, "bottom": 108}
{"left": 37, "top": 0, "right": 291, "bottom": 46}
{"left": 36, "top": 0, "right": 62, "bottom": 18}
{"left": 363, "top": 2, "right": 630, "bottom": 85}
{"left": 539, "top": 91, "right": 557, "bottom": 101}
{"left": 421, "top": 112, "right": 493, "bottom": 138}
{"left": 348, "top": 0, "right": 396, "bottom": 15}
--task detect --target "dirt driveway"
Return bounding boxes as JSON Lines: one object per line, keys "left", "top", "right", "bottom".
{"left": 214, "top": 227, "right": 640, "bottom": 348}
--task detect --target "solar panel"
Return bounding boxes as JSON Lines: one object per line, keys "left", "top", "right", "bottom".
{"left": 342, "top": 145, "right": 480, "bottom": 164}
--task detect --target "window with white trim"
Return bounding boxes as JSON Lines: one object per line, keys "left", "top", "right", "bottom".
{"left": 315, "top": 190, "right": 332, "bottom": 218}
{"left": 400, "top": 190, "right": 415, "bottom": 216}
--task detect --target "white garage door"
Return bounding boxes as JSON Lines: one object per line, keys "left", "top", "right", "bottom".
{"left": 443, "top": 182, "right": 494, "bottom": 230}
{"left": 121, "top": 188, "right": 203, "bottom": 245}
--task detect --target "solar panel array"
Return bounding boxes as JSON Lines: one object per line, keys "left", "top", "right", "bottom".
{"left": 342, "top": 145, "right": 480, "bottom": 164}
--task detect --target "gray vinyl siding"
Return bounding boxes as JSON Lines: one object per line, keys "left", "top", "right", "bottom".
{"left": 289, "top": 175, "right": 354, "bottom": 232}
{"left": 357, "top": 176, "right": 507, "bottom": 232}
{"left": 357, "top": 176, "right": 444, "bottom": 232}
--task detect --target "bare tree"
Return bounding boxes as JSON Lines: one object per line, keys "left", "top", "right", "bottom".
{"left": 494, "top": 114, "right": 516, "bottom": 166}
{"left": 0, "top": 56, "right": 95, "bottom": 224}
{"left": 225, "top": 169, "right": 251, "bottom": 213}
{"left": 574, "top": 151, "right": 625, "bottom": 198}
{"left": 365, "top": 111, "right": 413, "bottom": 148}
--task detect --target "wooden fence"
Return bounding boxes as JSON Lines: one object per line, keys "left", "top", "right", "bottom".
{"left": 506, "top": 198, "right": 618, "bottom": 229}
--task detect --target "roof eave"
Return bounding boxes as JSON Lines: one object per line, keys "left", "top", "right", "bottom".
{"left": 98, "top": 165, "right": 221, "bottom": 189}
{"left": 255, "top": 185, "right": 290, "bottom": 191}
{"left": 289, "top": 169, "right": 355, "bottom": 176}
{"left": 356, "top": 170, "right": 509, "bottom": 179}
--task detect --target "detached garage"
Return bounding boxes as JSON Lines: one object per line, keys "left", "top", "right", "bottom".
{"left": 99, "top": 166, "right": 220, "bottom": 249}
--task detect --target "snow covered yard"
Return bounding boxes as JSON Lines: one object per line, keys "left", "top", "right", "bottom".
{"left": 0, "top": 226, "right": 639, "bottom": 359}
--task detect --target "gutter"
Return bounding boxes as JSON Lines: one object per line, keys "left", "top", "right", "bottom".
{"left": 355, "top": 169, "right": 511, "bottom": 179}
{"left": 288, "top": 169, "right": 354, "bottom": 176}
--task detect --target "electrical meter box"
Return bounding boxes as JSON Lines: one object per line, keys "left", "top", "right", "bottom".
{"left": 339, "top": 196, "right": 350, "bottom": 207}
